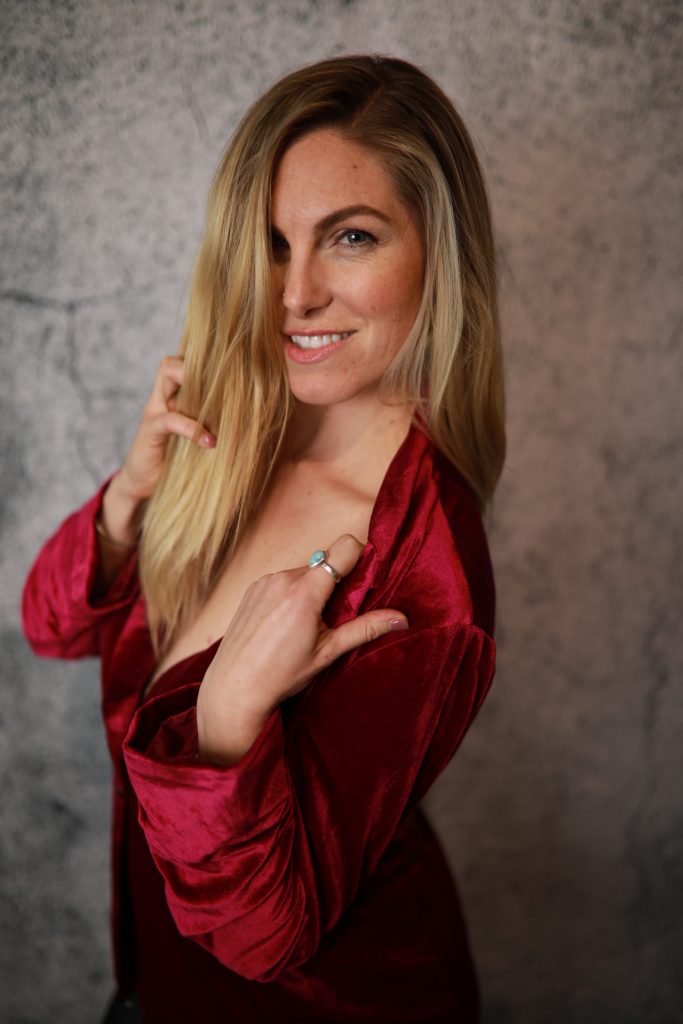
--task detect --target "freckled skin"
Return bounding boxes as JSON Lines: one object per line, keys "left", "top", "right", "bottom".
{"left": 271, "top": 129, "right": 425, "bottom": 410}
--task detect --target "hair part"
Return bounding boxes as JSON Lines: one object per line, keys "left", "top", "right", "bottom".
{"left": 139, "top": 54, "right": 506, "bottom": 654}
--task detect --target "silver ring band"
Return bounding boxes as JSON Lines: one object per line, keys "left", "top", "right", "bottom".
{"left": 307, "top": 548, "right": 341, "bottom": 583}
{"left": 319, "top": 560, "right": 341, "bottom": 583}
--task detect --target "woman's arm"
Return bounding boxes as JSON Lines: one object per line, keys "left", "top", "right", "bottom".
{"left": 123, "top": 545, "right": 494, "bottom": 983}
{"left": 91, "top": 471, "right": 144, "bottom": 599}
{"left": 194, "top": 533, "right": 410, "bottom": 765}
{"left": 21, "top": 477, "right": 141, "bottom": 659}
{"left": 22, "top": 354, "right": 216, "bottom": 656}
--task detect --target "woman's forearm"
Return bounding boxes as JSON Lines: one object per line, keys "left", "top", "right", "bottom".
{"left": 92, "top": 471, "right": 144, "bottom": 598}
{"left": 196, "top": 691, "right": 273, "bottom": 766}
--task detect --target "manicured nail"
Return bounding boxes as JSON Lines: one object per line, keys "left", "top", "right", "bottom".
{"left": 388, "top": 618, "right": 409, "bottom": 631}
{"left": 200, "top": 434, "right": 216, "bottom": 447}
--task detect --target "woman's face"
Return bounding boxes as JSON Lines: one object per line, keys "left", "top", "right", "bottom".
{"left": 270, "top": 129, "right": 425, "bottom": 409}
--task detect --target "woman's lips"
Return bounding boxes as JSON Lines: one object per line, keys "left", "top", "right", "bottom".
{"left": 283, "top": 331, "right": 355, "bottom": 364}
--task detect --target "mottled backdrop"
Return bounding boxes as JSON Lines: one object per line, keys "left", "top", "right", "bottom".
{"left": 1, "top": 1, "right": 681, "bottom": 1022}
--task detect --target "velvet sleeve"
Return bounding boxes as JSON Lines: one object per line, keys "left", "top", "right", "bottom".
{"left": 122, "top": 620, "right": 494, "bottom": 983}
{"left": 21, "top": 478, "right": 139, "bottom": 659}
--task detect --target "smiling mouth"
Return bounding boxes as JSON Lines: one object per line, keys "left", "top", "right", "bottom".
{"left": 287, "top": 331, "right": 354, "bottom": 350}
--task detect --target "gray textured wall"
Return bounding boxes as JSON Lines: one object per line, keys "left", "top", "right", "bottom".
{"left": 2, "top": 1, "right": 681, "bottom": 1022}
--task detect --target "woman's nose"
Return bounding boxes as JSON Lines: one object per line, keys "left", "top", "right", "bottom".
{"left": 281, "top": 251, "right": 331, "bottom": 318}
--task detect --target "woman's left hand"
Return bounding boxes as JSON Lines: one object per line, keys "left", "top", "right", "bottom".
{"left": 196, "top": 534, "right": 409, "bottom": 764}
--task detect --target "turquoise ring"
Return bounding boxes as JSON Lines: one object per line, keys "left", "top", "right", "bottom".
{"left": 307, "top": 549, "right": 341, "bottom": 583}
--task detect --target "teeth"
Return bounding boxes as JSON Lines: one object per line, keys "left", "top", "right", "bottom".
{"left": 289, "top": 331, "right": 352, "bottom": 349}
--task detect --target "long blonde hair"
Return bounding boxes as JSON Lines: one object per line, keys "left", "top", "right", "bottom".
{"left": 140, "top": 55, "right": 506, "bottom": 653}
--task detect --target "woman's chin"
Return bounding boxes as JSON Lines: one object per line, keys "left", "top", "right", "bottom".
{"left": 285, "top": 375, "right": 366, "bottom": 410}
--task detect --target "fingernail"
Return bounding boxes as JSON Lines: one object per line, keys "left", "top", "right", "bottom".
{"left": 388, "top": 617, "right": 409, "bottom": 632}
{"left": 200, "top": 434, "right": 216, "bottom": 447}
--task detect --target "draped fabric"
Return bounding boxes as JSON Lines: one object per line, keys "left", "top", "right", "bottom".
{"left": 22, "top": 422, "right": 496, "bottom": 1023}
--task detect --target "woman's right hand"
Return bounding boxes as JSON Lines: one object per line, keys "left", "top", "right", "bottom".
{"left": 98, "top": 356, "right": 216, "bottom": 552}
{"left": 118, "top": 354, "right": 216, "bottom": 503}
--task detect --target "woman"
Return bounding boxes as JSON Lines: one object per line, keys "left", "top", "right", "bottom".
{"left": 22, "top": 55, "right": 505, "bottom": 1023}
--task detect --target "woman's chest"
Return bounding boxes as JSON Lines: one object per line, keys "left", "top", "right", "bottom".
{"left": 145, "top": 481, "right": 374, "bottom": 695}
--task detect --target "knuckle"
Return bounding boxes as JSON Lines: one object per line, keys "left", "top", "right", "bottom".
{"left": 318, "top": 644, "right": 337, "bottom": 667}
{"left": 362, "top": 622, "right": 380, "bottom": 644}
{"left": 163, "top": 411, "right": 185, "bottom": 435}
{"left": 336, "top": 532, "right": 362, "bottom": 555}
{"left": 159, "top": 355, "right": 182, "bottom": 379}
{"left": 292, "top": 568, "right": 312, "bottom": 590}
{"left": 280, "top": 573, "right": 305, "bottom": 601}
{"left": 258, "top": 570, "right": 289, "bottom": 596}
{"left": 293, "top": 571, "right": 320, "bottom": 603}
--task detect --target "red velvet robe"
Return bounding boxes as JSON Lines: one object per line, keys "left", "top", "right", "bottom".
{"left": 22, "top": 422, "right": 496, "bottom": 1023}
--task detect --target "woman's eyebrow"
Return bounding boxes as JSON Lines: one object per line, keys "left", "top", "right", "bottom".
{"left": 315, "top": 205, "right": 392, "bottom": 233}
{"left": 272, "top": 205, "right": 393, "bottom": 238}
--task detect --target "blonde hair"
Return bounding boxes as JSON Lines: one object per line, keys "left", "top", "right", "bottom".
{"left": 140, "top": 55, "right": 506, "bottom": 653}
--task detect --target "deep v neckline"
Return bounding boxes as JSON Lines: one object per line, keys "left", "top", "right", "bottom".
{"left": 140, "top": 419, "right": 429, "bottom": 705}
{"left": 141, "top": 638, "right": 222, "bottom": 706}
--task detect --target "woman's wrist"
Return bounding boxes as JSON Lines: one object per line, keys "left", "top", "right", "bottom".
{"left": 94, "top": 511, "right": 136, "bottom": 550}
{"left": 196, "top": 688, "right": 273, "bottom": 766}
{"left": 99, "top": 471, "right": 145, "bottom": 548}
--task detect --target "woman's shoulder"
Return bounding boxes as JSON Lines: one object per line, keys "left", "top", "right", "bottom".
{"left": 428, "top": 445, "right": 495, "bottom": 634}
{"left": 384, "top": 429, "right": 496, "bottom": 637}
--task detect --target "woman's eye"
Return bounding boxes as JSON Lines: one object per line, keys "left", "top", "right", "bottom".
{"left": 338, "top": 229, "right": 374, "bottom": 248}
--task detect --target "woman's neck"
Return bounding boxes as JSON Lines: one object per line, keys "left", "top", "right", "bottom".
{"left": 285, "top": 394, "right": 414, "bottom": 470}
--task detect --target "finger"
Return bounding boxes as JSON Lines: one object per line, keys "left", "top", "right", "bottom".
{"left": 149, "top": 356, "right": 185, "bottom": 409}
{"left": 315, "top": 609, "right": 410, "bottom": 666}
{"left": 145, "top": 410, "right": 216, "bottom": 448}
{"left": 304, "top": 534, "right": 365, "bottom": 598}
